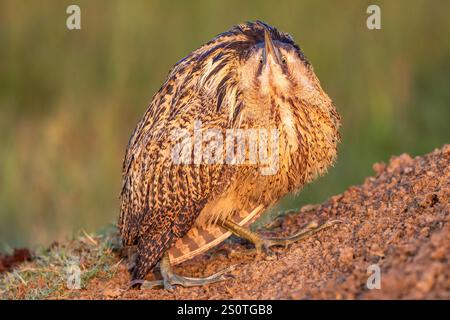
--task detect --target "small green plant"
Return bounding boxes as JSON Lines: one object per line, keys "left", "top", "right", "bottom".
{"left": 0, "top": 224, "right": 121, "bottom": 300}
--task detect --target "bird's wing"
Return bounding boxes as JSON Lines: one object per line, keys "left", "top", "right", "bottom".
{"left": 119, "top": 85, "right": 235, "bottom": 240}
{"left": 119, "top": 81, "right": 239, "bottom": 279}
{"left": 119, "top": 29, "right": 250, "bottom": 278}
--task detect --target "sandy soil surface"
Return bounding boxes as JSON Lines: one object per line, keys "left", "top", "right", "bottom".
{"left": 2, "top": 145, "right": 449, "bottom": 299}
{"left": 96, "top": 145, "right": 449, "bottom": 299}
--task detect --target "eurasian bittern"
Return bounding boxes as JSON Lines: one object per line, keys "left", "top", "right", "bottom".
{"left": 119, "top": 21, "right": 341, "bottom": 290}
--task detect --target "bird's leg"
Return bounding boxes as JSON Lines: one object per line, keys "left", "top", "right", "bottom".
{"left": 222, "top": 218, "right": 342, "bottom": 255}
{"left": 136, "top": 252, "right": 235, "bottom": 290}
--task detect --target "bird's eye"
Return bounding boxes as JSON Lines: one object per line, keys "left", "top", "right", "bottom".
{"left": 281, "top": 56, "right": 287, "bottom": 64}
{"left": 259, "top": 57, "right": 263, "bottom": 64}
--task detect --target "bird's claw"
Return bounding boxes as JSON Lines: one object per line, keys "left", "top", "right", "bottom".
{"left": 134, "top": 264, "right": 236, "bottom": 290}
{"left": 254, "top": 218, "right": 344, "bottom": 256}
{"left": 255, "top": 239, "right": 278, "bottom": 256}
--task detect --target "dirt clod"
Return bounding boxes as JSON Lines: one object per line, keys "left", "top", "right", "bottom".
{"left": 0, "top": 249, "right": 33, "bottom": 273}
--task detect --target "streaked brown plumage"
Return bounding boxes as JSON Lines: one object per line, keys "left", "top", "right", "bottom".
{"left": 119, "top": 21, "right": 341, "bottom": 285}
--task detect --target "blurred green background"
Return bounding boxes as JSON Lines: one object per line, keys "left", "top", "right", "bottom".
{"left": 0, "top": 0, "right": 449, "bottom": 251}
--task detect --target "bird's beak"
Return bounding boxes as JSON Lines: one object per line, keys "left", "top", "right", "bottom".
{"left": 263, "top": 29, "right": 282, "bottom": 66}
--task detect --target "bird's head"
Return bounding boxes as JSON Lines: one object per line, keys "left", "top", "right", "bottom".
{"left": 239, "top": 24, "right": 308, "bottom": 98}
{"left": 175, "top": 21, "right": 339, "bottom": 128}
{"left": 235, "top": 22, "right": 337, "bottom": 122}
